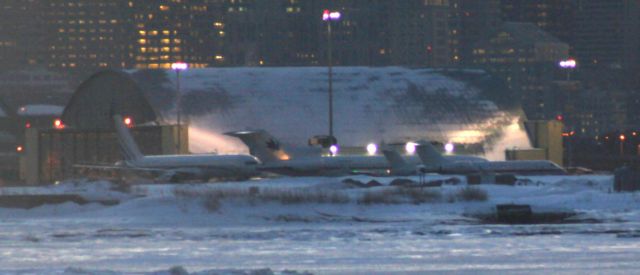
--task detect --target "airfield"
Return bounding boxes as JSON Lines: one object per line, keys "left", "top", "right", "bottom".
{"left": 0, "top": 173, "right": 639, "bottom": 274}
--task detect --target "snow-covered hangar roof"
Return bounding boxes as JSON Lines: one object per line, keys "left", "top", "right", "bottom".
{"left": 65, "top": 67, "right": 529, "bottom": 158}
{"left": 130, "top": 67, "right": 528, "bottom": 157}
{"left": 62, "top": 70, "right": 157, "bottom": 129}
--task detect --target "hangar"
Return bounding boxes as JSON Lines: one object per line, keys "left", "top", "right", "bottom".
{"left": 20, "top": 67, "right": 562, "bottom": 184}
{"left": 21, "top": 70, "right": 186, "bottom": 184}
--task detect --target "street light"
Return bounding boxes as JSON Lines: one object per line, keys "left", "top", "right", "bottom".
{"left": 559, "top": 58, "right": 577, "bottom": 81}
{"left": 620, "top": 134, "right": 626, "bottom": 156}
{"left": 323, "top": 9, "right": 340, "bottom": 148}
{"left": 444, "top": 142, "right": 455, "bottom": 154}
{"left": 559, "top": 58, "right": 577, "bottom": 166}
{"left": 366, "top": 143, "right": 378, "bottom": 155}
{"left": 171, "top": 62, "right": 188, "bottom": 153}
{"left": 405, "top": 142, "right": 417, "bottom": 155}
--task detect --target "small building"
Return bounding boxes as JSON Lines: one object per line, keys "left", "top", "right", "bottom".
{"left": 21, "top": 70, "right": 186, "bottom": 185}
{"left": 506, "top": 120, "right": 564, "bottom": 167}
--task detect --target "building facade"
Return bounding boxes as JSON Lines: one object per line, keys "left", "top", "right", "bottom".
{"left": 472, "top": 22, "right": 569, "bottom": 120}
{"left": 43, "top": 1, "right": 134, "bottom": 71}
{"left": 0, "top": 0, "right": 45, "bottom": 70}
{"left": 573, "top": 0, "right": 640, "bottom": 71}
{"left": 131, "top": 0, "right": 226, "bottom": 69}
{"left": 449, "top": 0, "right": 501, "bottom": 65}
{"left": 1, "top": 0, "right": 462, "bottom": 71}
{"left": 500, "top": 0, "right": 575, "bottom": 47}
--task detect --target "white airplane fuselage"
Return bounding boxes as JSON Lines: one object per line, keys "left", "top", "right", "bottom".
{"left": 259, "top": 155, "right": 484, "bottom": 176}
{"left": 122, "top": 154, "right": 261, "bottom": 179}
{"left": 429, "top": 160, "right": 566, "bottom": 175}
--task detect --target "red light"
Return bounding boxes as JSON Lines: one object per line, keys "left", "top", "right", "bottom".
{"left": 322, "top": 9, "right": 340, "bottom": 21}
{"left": 427, "top": 45, "right": 433, "bottom": 52}
{"left": 25, "top": 122, "right": 31, "bottom": 128}
{"left": 124, "top": 117, "right": 133, "bottom": 127}
{"left": 54, "top": 119, "right": 65, "bottom": 129}
{"left": 620, "top": 134, "right": 626, "bottom": 141}
{"left": 556, "top": 115, "right": 564, "bottom": 121}
{"left": 16, "top": 145, "right": 23, "bottom": 153}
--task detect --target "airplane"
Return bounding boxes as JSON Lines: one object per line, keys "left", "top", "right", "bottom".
{"left": 382, "top": 144, "right": 488, "bottom": 176}
{"left": 225, "top": 130, "right": 485, "bottom": 177}
{"left": 414, "top": 141, "right": 566, "bottom": 175}
{"left": 225, "top": 130, "right": 411, "bottom": 176}
{"left": 76, "top": 115, "right": 262, "bottom": 182}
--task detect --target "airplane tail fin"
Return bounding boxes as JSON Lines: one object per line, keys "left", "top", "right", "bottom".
{"left": 382, "top": 149, "right": 408, "bottom": 170}
{"left": 113, "top": 115, "right": 143, "bottom": 162}
{"left": 382, "top": 149, "right": 416, "bottom": 175}
{"left": 415, "top": 141, "right": 448, "bottom": 165}
{"left": 225, "top": 130, "right": 289, "bottom": 163}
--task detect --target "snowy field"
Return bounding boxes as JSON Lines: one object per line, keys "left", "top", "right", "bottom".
{"left": 1, "top": 174, "right": 640, "bottom": 274}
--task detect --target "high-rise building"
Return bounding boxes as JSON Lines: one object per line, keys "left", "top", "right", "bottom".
{"left": 43, "top": 1, "right": 133, "bottom": 71}
{"left": 385, "top": 0, "right": 451, "bottom": 66}
{"left": 573, "top": 0, "right": 640, "bottom": 71}
{"left": 0, "top": 0, "right": 45, "bottom": 70}
{"left": 221, "top": 0, "right": 319, "bottom": 66}
{"left": 2, "top": 0, "right": 466, "bottom": 70}
{"left": 500, "top": 0, "right": 575, "bottom": 47}
{"left": 221, "top": 0, "right": 453, "bottom": 67}
{"left": 131, "top": 0, "right": 226, "bottom": 69}
{"left": 472, "top": 22, "right": 569, "bottom": 119}
{"left": 449, "top": 0, "right": 501, "bottom": 65}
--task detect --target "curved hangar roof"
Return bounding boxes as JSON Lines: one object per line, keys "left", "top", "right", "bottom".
{"left": 62, "top": 70, "right": 157, "bottom": 129}
{"left": 67, "top": 67, "right": 528, "bottom": 158}
{"left": 126, "top": 67, "right": 527, "bottom": 158}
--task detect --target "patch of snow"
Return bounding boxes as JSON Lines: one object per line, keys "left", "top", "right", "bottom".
{"left": 0, "top": 174, "right": 639, "bottom": 273}
{"left": 16, "top": 104, "right": 64, "bottom": 116}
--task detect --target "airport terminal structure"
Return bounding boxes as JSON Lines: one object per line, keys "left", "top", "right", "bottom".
{"left": 19, "top": 67, "right": 562, "bottom": 184}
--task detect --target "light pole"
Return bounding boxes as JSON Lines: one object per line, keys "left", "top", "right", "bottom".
{"left": 323, "top": 9, "right": 340, "bottom": 149}
{"left": 171, "top": 62, "right": 188, "bottom": 153}
{"left": 559, "top": 58, "right": 577, "bottom": 166}
{"left": 620, "top": 134, "right": 626, "bottom": 156}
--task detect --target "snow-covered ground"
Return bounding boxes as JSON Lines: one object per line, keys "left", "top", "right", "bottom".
{"left": 1, "top": 174, "right": 640, "bottom": 274}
